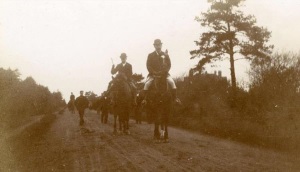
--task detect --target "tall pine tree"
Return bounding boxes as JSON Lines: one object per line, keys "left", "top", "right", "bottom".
{"left": 190, "top": 0, "right": 273, "bottom": 101}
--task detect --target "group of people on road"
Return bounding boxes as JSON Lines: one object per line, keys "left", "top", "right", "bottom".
{"left": 69, "top": 39, "right": 181, "bottom": 126}
{"left": 69, "top": 91, "right": 89, "bottom": 125}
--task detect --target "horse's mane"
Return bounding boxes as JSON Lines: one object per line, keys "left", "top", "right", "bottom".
{"left": 148, "top": 76, "right": 172, "bottom": 104}
{"left": 109, "top": 73, "right": 132, "bottom": 104}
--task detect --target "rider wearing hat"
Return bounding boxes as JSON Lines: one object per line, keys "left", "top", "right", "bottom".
{"left": 110, "top": 53, "right": 137, "bottom": 104}
{"left": 111, "top": 53, "right": 133, "bottom": 80}
{"left": 143, "top": 39, "right": 181, "bottom": 103}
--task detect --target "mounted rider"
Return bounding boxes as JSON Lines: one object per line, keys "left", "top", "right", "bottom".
{"left": 110, "top": 53, "right": 137, "bottom": 104}
{"left": 111, "top": 53, "right": 133, "bottom": 80}
{"left": 143, "top": 39, "right": 181, "bottom": 104}
{"left": 68, "top": 92, "right": 76, "bottom": 113}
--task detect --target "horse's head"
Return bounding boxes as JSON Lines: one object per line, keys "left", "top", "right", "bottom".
{"left": 109, "top": 73, "right": 127, "bottom": 91}
{"left": 152, "top": 75, "right": 169, "bottom": 93}
{"left": 148, "top": 75, "right": 171, "bottom": 104}
{"left": 110, "top": 73, "right": 132, "bottom": 104}
{"left": 115, "top": 73, "right": 127, "bottom": 82}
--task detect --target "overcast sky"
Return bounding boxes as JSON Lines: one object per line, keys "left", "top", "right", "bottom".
{"left": 1, "top": 0, "right": 300, "bottom": 100}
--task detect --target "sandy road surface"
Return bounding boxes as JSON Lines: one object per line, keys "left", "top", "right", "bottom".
{"left": 3, "top": 110, "right": 300, "bottom": 172}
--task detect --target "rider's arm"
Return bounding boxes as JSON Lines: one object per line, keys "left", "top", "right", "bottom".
{"left": 162, "top": 54, "right": 171, "bottom": 73}
{"left": 111, "top": 64, "right": 119, "bottom": 75}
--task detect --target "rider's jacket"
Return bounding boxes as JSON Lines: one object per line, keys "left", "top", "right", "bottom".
{"left": 111, "top": 62, "right": 133, "bottom": 80}
{"left": 100, "top": 96, "right": 110, "bottom": 113}
{"left": 146, "top": 51, "right": 171, "bottom": 77}
{"left": 75, "top": 95, "right": 89, "bottom": 111}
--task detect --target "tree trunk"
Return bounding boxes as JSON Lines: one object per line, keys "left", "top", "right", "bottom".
{"left": 229, "top": 44, "right": 237, "bottom": 96}
{"left": 228, "top": 22, "right": 237, "bottom": 106}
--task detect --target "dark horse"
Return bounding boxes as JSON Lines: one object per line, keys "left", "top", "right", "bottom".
{"left": 109, "top": 73, "right": 135, "bottom": 134}
{"left": 145, "top": 75, "right": 172, "bottom": 143}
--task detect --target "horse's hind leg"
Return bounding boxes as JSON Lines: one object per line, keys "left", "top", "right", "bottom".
{"left": 113, "top": 114, "right": 117, "bottom": 134}
{"left": 119, "top": 115, "right": 123, "bottom": 132}
{"left": 164, "top": 125, "right": 169, "bottom": 142}
{"left": 154, "top": 120, "right": 160, "bottom": 141}
{"left": 124, "top": 111, "right": 130, "bottom": 135}
{"left": 163, "top": 113, "right": 169, "bottom": 142}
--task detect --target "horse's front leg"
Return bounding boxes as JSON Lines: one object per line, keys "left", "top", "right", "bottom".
{"left": 113, "top": 114, "right": 117, "bottom": 134}
{"left": 125, "top": 111, "right": 130, "bottom": 134}
{"left": 154, "top": 113, "right": 160, "bottom": 141}
{"left": 119, "top": 115, "right": 123, "bottom": 132}
{"left": 160, "top": 124, "right": 165, "bottom": 140}
{"left": 163, "top": 112, "right": 169, "bottom": 142}
{"left": 154, "top": 122, "right": 160, "bottom": 140}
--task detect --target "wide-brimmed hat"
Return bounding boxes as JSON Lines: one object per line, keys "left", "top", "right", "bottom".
{"left": 120, "top": 53, "right": 127, "bottom": 58}
{"left": 153, "top": 39, "right": 162, "bottom": 45}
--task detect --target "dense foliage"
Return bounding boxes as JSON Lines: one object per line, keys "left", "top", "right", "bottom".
{"left": 0, "top": 68, "right": 66, "bottom": 129}
{"left": 173, "top": 52, "right": 300, "bottom": 150}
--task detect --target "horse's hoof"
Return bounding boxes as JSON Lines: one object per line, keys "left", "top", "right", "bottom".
{"left": 153, "top": 138, "right": 161, "bottom": 143}
{"left": 163, "top": 139, "right": 169, "bottom": 143}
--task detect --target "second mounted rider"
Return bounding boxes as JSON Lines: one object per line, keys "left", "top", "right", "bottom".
{"left": 111, "top": 53, "right": 133, "bottom": 82}
{"left": 110, "top": 53, "right": 137, "bottom": 104}
{"left": 143, "top": 39, "right": 181, "bottom": 104}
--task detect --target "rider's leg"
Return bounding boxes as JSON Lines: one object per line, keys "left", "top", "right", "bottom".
{"left": 166, "top": 76, "right": 177, "bottom": 89}
{"left": 166, "top": 76, "right": 181, "bottom": 104}
{"left": 79, "top": 110, "right": 84, "bottom": 125}
{"left": 166, "top": 76, "right": 180, "bottom": 103}
{"left": 143, "top": 76, "right": 154, "bottom": 90}
{"left": 143, "top": 76, "right": 154, "bottom": 102}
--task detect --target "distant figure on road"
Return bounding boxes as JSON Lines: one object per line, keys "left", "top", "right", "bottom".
{"left": 68, "top": 92, "right": 76, "bottom": 114}
{"left": 100, "top": 93, "right": 110, "bottom": 124}
{"left": 70, "top": 92, "right": 75, "bottom": 101}
{"left": 75, "top": 91, "right": 89, "bottom": 126}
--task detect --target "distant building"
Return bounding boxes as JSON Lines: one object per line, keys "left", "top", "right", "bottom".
{"left": 184, "top": 70, "right": 227, "bottom": 83}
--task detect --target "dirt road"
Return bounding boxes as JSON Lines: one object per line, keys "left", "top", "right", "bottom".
{"left": 3, "top": 110, "right": 300, "bottom": 171}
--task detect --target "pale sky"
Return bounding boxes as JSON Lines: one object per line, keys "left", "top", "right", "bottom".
{"left": 1, "top": 0, "right": 300, "bottom": 100}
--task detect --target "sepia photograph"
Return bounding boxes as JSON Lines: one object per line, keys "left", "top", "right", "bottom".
{"left": 1, "top": 0, "right": 300, "bottom": 171}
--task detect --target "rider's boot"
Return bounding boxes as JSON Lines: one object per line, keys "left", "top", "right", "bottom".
{"left": 171, "top": 89, "right": 181, "bottom": 105}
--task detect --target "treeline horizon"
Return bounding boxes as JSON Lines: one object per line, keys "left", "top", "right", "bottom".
{"left": 0, "top": 68, "right": 66, "bottom": 130}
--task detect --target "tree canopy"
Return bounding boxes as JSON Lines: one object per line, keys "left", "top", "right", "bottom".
{"left": 190, "top": 0, "right": 273, "bottom": 97}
